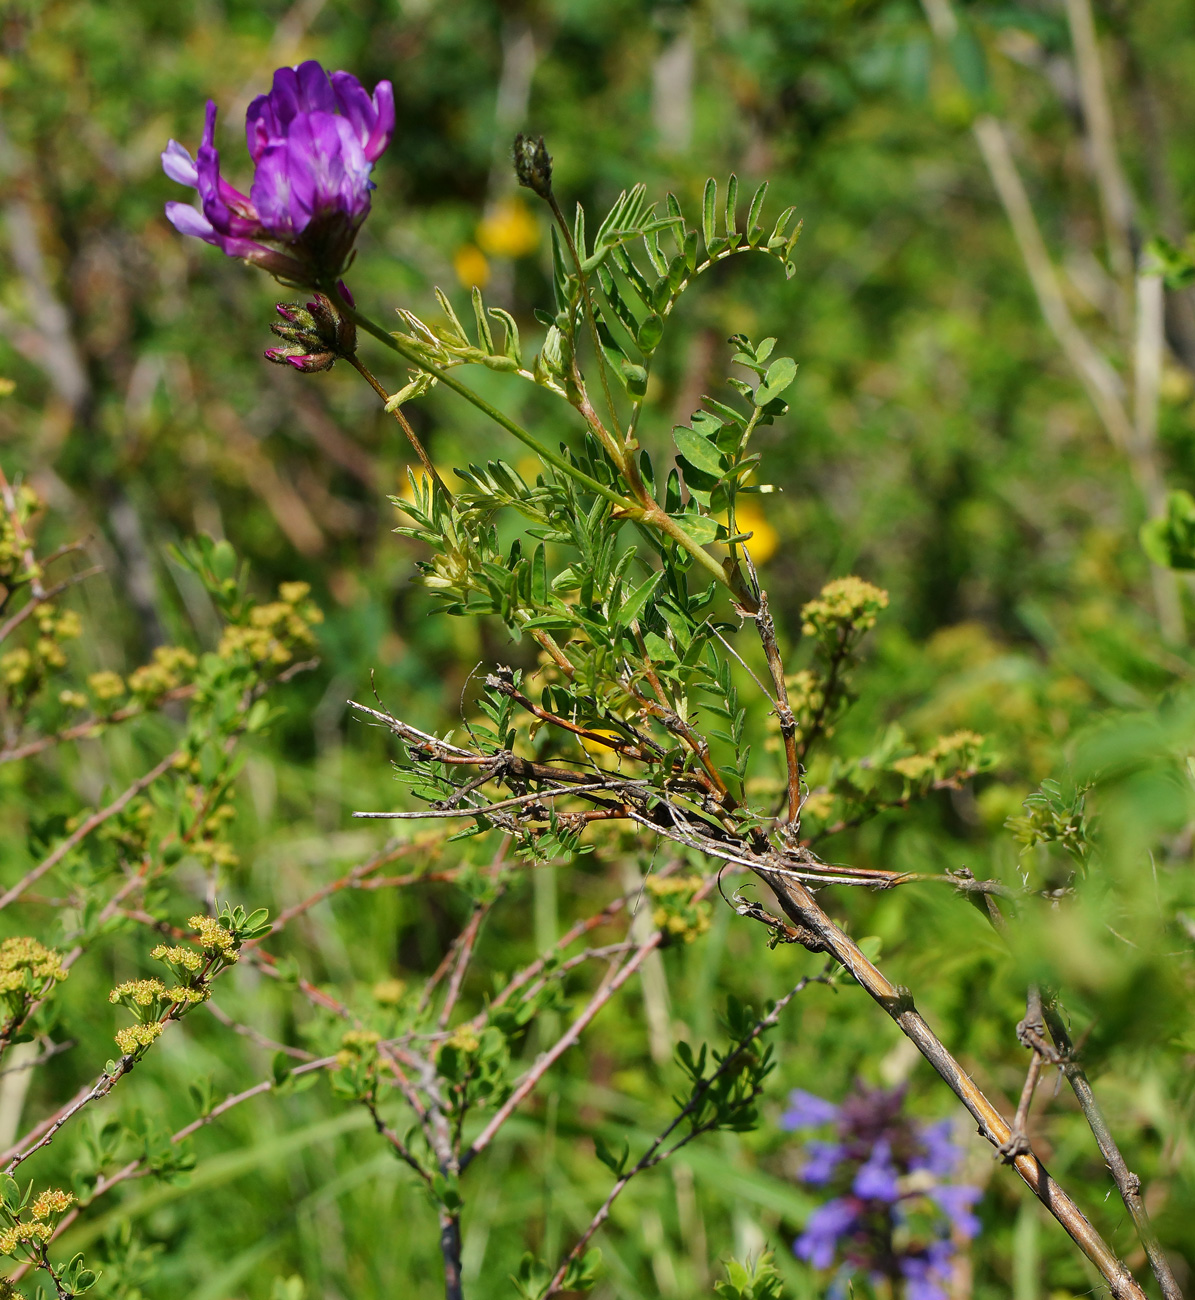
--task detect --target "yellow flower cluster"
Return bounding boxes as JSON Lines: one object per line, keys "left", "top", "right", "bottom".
{"left": 442, "top": 1024, "right": 478, "bottom": 1054}
{"left": 891, "top": 753, "right": 936, "bottom": 782}
{"left": 892, "top": 731, "right": 985, "bottom": 785}
{"left": 127, "top": 645, "right": 196, "bottom": 700}
{"left": 799, "top": 790, "right": 835, "bottom": 821}
{"left": 0, "top": 484, "right": 40, "bottom": 583}
{"left": 31, "top": 605, "right": 80, "bottom": 671}
{"left": 165, "top": 985, "right": 209, "bottom": 1006}
{"left": 0, "top": 610, "right": 79, "bottom": 693}
{"left": 189, "top": 915, "right": 235, "bottom": 955}
{"left": 800, "top": 576, "right": 889, "bottom": 639}
{"left": 645, "top": 875, "right": 712, "bottom": 943}
{"left": 217, "top": 581, "right": 322, "bottom": 667}
{"left": 87, "top": 669, "right": 125, "bottom": 702}
{"left": 151, "top": 943, "right": 204, "bottom": 973}
{"left": 372, "top": 978, "right": 406, "bottom": 1005}
{"left": 0, "top": 649, "right": 30, "bottom": 688}
{"left": 785, "top": 669, "right": 825, "bottom": 723}
{"left": 108, "top": 978, "right": 167, "bottom": 1007}
{"left": 114, "top": 1021, "right": 163, "bottom": 1055}
{"left": 0, "top": 1219, "right": 52, "bottom": 1255}
{"left": 191, "top": 834, "right": 239, "bottom": 872}
{"left": 0, "top": 937, "right": 66, "bottom": 993}
{"left": 30, "top": 1189, "right": 74, "bottom": 1220}
{"left": 930, "top": 730, "right": 984, "bottom": 762}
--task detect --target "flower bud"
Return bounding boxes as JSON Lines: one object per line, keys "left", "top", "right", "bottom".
{"left": 513, "top": 134, "right": 553, "bottom": 200}
{"left": 264, "top": 346, "right": 337, "bottom": 373}
{"left": 267, "top": 291, "right": 355, "bottom": 373}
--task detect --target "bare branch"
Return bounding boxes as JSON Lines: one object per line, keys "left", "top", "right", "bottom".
{"left": 0, "top": 748, "right": 181, "bottom": 913}
{"left": 1042, "top": 998, "right": 1184, "bottom": 1300}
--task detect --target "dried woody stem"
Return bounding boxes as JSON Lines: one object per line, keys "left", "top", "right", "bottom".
{"left": 1041, "top": 996, "right": 1183, "bottom": 1300}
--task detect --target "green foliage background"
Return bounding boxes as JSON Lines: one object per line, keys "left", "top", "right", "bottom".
{"left": 0, "top": 1, "right": 1194, "bottom": 1297}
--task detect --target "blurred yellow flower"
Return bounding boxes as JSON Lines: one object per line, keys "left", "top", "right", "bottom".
{"left": 477, "top": 196, "right": 540, "bottom": 259}
{"left": 578, "top": 727, "right": 624, "bottom": 771}
{"left": 727, "top": 499, "right": 779, "bottom": 565}
{"left": 453, "top": 243, "right": 490, "bottom": 289}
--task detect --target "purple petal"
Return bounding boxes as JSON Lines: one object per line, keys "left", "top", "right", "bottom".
{"left": 852, "top": 1138, "right": 900, "bottom": 1202}
{"left": 250, "top": 141, "right": 309, "bottom": 236}
{"left": 266, "top": 66, "right": 302, "bottom": 128}
{"left": 165, "top": 202, "right": 300, "bottom": 276}
{"left": 330, "top": 72, "right": 394, "bottom": 162}
{"left": 295, "top": 59, "right": 336, "bottom": 113}
{"left": 800, "top": 1140, "right": 844, "bottom": 1186}
{"left": 161, "top": 140, "right": 198, "bottom": 188}
{"left": 365, "top": 80, "right": 395, "bottom": 161}
{"left": 929, "top": 1185, "right": 982, "bottom": 1240}
{"left": 330, "top": 71, "right": 376, "bottom": 145}
{"left": 900, "top": 1256, "right": 948, "bottom": 1300}
{"left": 794, "top": 1199, "right": 856, "bottom": 1270}
{"left": 245, "top": 93, "right": 278, "bottom": 164}
{"left": 779, "top": 1089, "right": 840, "bottom": 1132}
{"left": 286, "top": 112, "right": 371, "bottom": 221}
{"left": 911, "top": 1120, "right": 963, "bottom": 1177}
{"left": 196, "top": 101, "right": 260, "bottom": 237}
{"left": 165, "top": 201, "right": 215, "bottom": 240}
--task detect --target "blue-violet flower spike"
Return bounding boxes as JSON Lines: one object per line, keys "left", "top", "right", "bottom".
{"left": 162, "top": 61, "right": 394, "bottom": 286}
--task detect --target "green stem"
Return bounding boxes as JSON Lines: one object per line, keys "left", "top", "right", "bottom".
{"left": 546, "top": 193, "right": 626, "bottom": 459}
{"left": 344, "top": 301, "right": 626, "bottom": 507}
{"left": 341, "top": 297, "right": 736, "bottom": 594}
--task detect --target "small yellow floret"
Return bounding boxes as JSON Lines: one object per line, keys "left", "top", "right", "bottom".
{"left": 189, "top": 916, "right": 235, "bottom": 952}
{"left": 165, "top": 986, "right": 209, "bottom": 1006}
{"left": 108, "top": 978, "right": 166, "bottom": 1007}
{"left": 443, "top": 1024, "right": 479, "bottom": 1054}
{"left": 152, "top": 943, "right": 204, "bottom": 972}
{"left": 114, "top": 1021, "right": 163, "bottom": 1055}
{"left": 30, "top": 1188, "right": 74, "bottom": 1220}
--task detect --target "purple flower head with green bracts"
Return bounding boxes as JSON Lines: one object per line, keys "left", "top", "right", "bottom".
{"left": 161, "top": 61, "right": 394, "bottom": 286}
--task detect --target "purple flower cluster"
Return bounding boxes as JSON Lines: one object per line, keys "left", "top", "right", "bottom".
{"left": 162, "top": 61, "right": 394, "bottom": 286}
{"left": 781, "top": 1083, "right": 982, "bottom": 1300}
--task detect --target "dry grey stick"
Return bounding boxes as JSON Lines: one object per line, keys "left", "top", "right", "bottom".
{"left": 1042, "top": 999, "right": 1183, "bottom": 1300}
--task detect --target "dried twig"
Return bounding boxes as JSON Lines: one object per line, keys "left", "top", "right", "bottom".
{"left": 1042, "top": 998, "right": 1183, "bottom": 1300}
